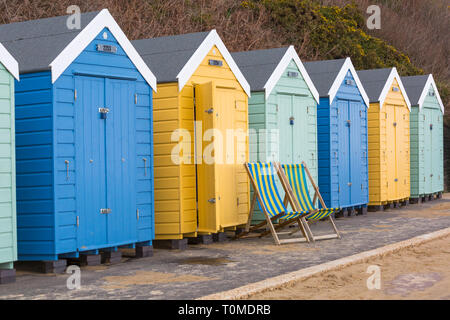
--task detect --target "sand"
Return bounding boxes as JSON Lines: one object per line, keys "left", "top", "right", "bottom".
{"left": 249, "top": 235, "right": 450, "bottom": 300}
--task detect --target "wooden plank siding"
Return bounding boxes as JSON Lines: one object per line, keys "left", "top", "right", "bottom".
{"left": 0, "top": 62, "right": 16, "bottom": 269}
{"left": 15, "top": 28, "right": 154, "bottom": 261}
{"left": 153, "top": 45, "right": 249, "bottom": 239}
{"left": 248, "top": 60, "right": 318, "bottom": 223}
{"left": 368, "top": 78, "right": 410, "bottom": 205}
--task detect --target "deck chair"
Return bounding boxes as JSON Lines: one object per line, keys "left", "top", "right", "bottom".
{"left": 275, "top": 162, "right": 341, "bottom": 241}
{"left": 235, "top": 162, "right": 312, "bottom": 245}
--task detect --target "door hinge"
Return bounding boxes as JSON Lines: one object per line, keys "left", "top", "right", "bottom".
{"left": 135, "top": 93, "right": 138, "bottom": 104}
{"left": 76, "top": 216, "right": 79, "bottom": 227}
{"left": 338, "top": 186, "right": 340, "bottom": 193}
{"left": 137, "top": 209, "right": 140, "bottom": 220}
{"left": 74, "top": 89, "right": 77, "bottom": 101}
{"left": 100, "top": 208, "right": 112, "bottom": 214}
{"left": 237, "top": 197, "right": 240, "bottom": 207}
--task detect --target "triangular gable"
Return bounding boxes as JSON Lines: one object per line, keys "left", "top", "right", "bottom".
{"left": 176, "top": 30, "right": 250, "bottom": 97}
{"left": 417, "top": 74, "right": 444, "bottom": 114}
{"left": 263, "top": 45, "right": 319, "bottom": 102}
{"left": 0, "top": 42, "right": 19, "bottom": 80}
{"left": 49, "top": 9, "right": 156, "bottom": 90}
{"left": 329, "top": 57, "right": 370, "bottom": 108}
{"left": 378, "top": 68, "right": 411, "bottom": 111}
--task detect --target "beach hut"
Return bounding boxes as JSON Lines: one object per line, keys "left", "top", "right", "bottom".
{"left": 357, "top": 68, "right": 411, "bottom": 210}
{"left": 132, "top": 31, "right": 251, "bottom": 248}
{"left": 303, "top": 58, "right": 370, "bottom": 216}
{"left": 0, "top": 9, "right": 157, "bottom": 269}
{"left": 402, "top": 75, "right": 444, "bottom": 202}
{"left": 231, "top": 46, "right": 320, "bottom": 224}
{"left": 0, "top": 43, "right": 19, "bottom": 284}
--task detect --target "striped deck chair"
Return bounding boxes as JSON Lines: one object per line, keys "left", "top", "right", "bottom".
{"left": 236, "top": 162, "right": 312, "bottom": 245}
{"left": 275, "top": 162, "right": 341, "bottom": 241}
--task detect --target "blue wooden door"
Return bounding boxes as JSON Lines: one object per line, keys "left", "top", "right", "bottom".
{"left": 75, "top": 76, "right": 137, "bottom": 250}
{"left": 338, "top": 100, "right": 351, "bottom": 207}
{"left": 75, "top": 76, "right": 108, "bottom": 250}
{"left": 105, "top": 79, "right": 137, "bottom": 245}
{"left": 350, "top": 101, "right": 362, "bottom": 204}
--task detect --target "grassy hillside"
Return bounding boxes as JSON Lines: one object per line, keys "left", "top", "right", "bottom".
{"left": 0, "top": 0, "right": 448, "bottom": 188}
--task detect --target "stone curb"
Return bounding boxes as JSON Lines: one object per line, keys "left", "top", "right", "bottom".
{"left": 198, "top": 227, "right": 450, "bottom": 300}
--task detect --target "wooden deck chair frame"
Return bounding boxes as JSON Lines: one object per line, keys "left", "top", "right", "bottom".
{"left": 235, "top": 162, "right": 312, "bottom": 245}
{"left": 274, "top": 162, "right": 341, "bottom": 242}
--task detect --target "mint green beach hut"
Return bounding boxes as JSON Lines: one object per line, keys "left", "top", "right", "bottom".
{"left": 0, "top": 43, "right": 18, "bottom": 284}
{"left": 232, "top": 46, "right": 320, "bottom": 223}
{"left": 403, "top": 75, "right": 445, "bottom": 203}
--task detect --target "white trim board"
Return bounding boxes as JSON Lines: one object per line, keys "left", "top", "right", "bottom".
{"left": 49, "top": 9, "right": 157, "bottom": 90}
{"left": 263, "top": 45, "right": 319, "bottom": 102}
{"left": 328, "top": 57, "right": 370, "bottom": 108}
{"left": 378, "top": 67, "right": 411, "bottom": 111}
{"left": 176, "top": 29, "right": 251, "bottom": 97}
{"left": 0, "top": 42, "right": 19, "bottom": 80}
{"left": 417, "top": 74, "right": 444, "bottom": 114}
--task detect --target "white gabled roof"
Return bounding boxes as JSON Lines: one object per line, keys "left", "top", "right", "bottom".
{"left": 50, "top": 9, "right": 157, "bottom": 89}
{"left": 176, "top": 30, "right": 250, "bottom": 96}
{"left": 377, "top": 68, "right": 411, "bottom": 111}
{"left": 0, "top": 42, "right": 19, "bottom": 80}
{"left": 417, "top": 75, "right": 444, "bottom": 114}
{"left": 263, "top": 46, "right": 319, "bottom": 102}
{"left": 329, "top": 57, "right": 370, "bottom": 108}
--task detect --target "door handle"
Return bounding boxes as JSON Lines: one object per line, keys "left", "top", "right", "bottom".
{"left": 208, "top": 198, "right": 216, "bottom": 204}
{"left": 205, "top": 108, "right": 214, "bottom": 114}
{"left": 143, "top": 158, "right": 147, "bottom": 176}
{"left": 65, "top": 160, "right": 70, "bottom": 180}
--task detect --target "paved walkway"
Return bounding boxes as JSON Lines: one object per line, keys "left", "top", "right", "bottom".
{"left": 1, "top": 194, "right": 449, "bottom": 300}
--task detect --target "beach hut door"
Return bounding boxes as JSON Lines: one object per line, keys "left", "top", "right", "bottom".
{"left": 195, "top": 82, "right": 219, "bottom": 233}
{"left": 75, "top": 76, "right": 137, "bottom": 249}
{"left": 338, "top": 100, "right": 351, "bottom": 206}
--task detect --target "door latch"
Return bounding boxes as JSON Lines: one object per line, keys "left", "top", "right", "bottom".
{"left": 289, "top": 116, "right": 295, "bottom": 125}
{"left": 205, "top": 108, "right": 214, "bottom": 114}
{"left": 208, "top": 198, "right": 216, "bottom": 204}
{"left": 393, "top": 122, "right": 397, "bottom": 127}
{"left": 100, "top": 208, "right": 112, "bottom": 214}
{"left": 99, "top": 107, "right": 110, "bottom": 119}
{"left": 347, "top": 182, "right": 352, "bottom": 186}
{"left": 346, "top": 120, "right": 351, "bottom": 126}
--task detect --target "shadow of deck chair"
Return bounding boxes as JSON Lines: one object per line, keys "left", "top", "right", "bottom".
{"left": 275, "top": 162, "right": 341, "bottom": 242}
{"left": 235, "top": 162, "right": 312, "bottom": 245}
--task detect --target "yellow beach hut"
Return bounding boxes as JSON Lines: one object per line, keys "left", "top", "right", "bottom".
{"left": 357, "top": 68, "right": 412, "bottom": 211}
{"left": 133, "top": 31, "right": 251, "bottom": 249}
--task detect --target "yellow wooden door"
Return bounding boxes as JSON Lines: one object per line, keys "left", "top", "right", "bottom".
{"left": 395, "top": 107, "right": 409, "bottom": 199}
{"left": 385, "top": 104, "right": 396, "bottom": 200}
{"left": 215, "top": 87, "right": 238, "bottom": 228}
{"left": 195, "top": 82, "right": 219, "bottom": 233}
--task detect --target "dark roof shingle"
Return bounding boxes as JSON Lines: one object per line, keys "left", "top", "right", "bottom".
{"left": 231, "top": 47, "right": 288, "bottom": 91}
{"left": 401, "top": 75, "right": 429, "bottom": 106}
{"left": 132, "top": 31, "right": 210, "bottom": 83}
{"left": 303, "top": 59, "right": 346, "bottom": 97}
{"left": 356, "top": 68, "right": 393, "bottom": 102}
{"left": 0, "top": 11, "right": 99, "bottom": 74}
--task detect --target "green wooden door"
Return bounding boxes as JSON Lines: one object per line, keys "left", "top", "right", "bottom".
{"left": 278, "top": 94, "right": 293, "bottom": 163}
{"left": 432, "top": 109, "right": 443, "bottom": 193}
{"left": 423, "top": 108, "right": 433, "bottom": 193}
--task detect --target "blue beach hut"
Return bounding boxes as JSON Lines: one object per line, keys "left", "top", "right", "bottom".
{"left": 0, "top": 9, "right": 157, "bottom": 268}
{"left": 304, "top": 58, "right": 370, "bottom": 216}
